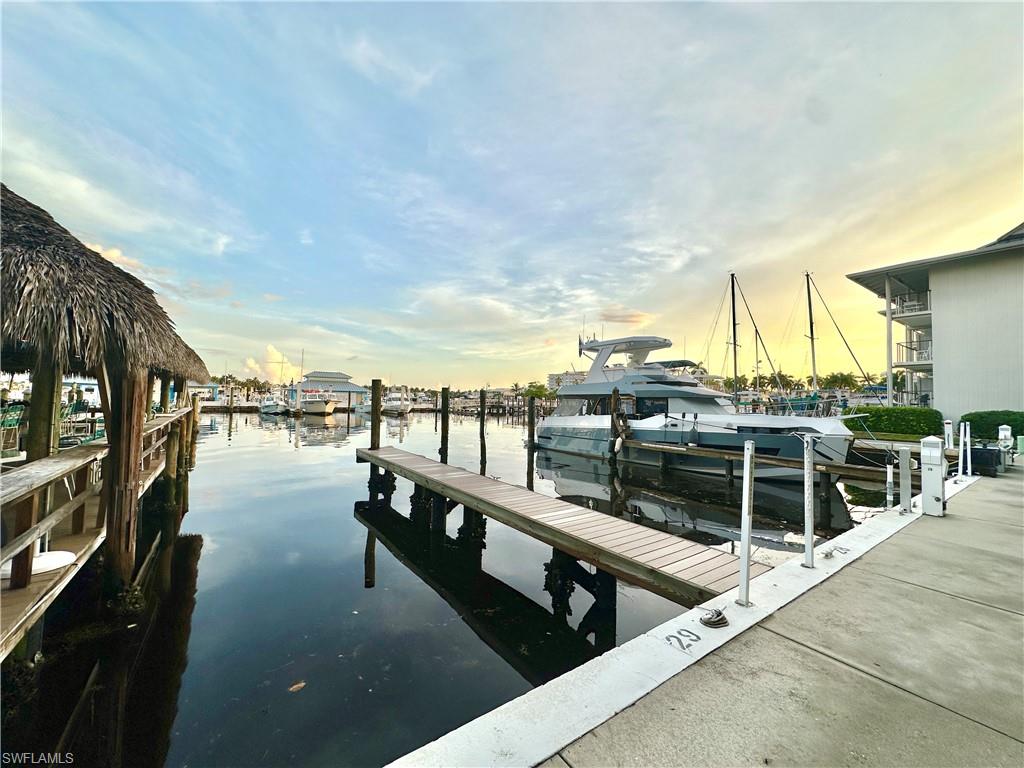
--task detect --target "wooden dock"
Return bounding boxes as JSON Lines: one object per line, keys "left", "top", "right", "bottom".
{"left": 1, "top": 407, "right": 195, "bottom": 661}
{"left": 356, "top": 446, "right": 771, "bottom": 605}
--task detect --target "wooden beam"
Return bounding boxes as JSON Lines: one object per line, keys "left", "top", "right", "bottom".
{"left": 8, "top": 494, "right": 40, "bottom": 588}
{"left": 159, "top": 373, "right": 171, "bottom": 413}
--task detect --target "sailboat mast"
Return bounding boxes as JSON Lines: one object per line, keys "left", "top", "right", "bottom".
{"left": 805, "top": 271, "right": 819, "bottom": 390}
{"left": 730, "top": 272, "right": 739, "bottom": 401}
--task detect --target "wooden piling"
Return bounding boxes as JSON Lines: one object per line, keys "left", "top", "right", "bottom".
{"left": 370, "top": 379, "right": 382, "bottom": 450}
{"left": 479, "top": 388, "right": 487, "bottom": 475}
{"left": 104, "top": 369, "right": 148, "bottom": 588}
{"left": 146, "top": 371, "right": 156, "bottom": 419}
{"left": 527, "top": 395, "right": 536, "bottom": 491}
{"left": 159, "top": 373, "right": 171, "bottom": 414}
{"left": 164, "top": 423, "right": 180, "bottom": 480}
{"left": 26, "top": 358, "right": 61, "bottom": 461}
{"left": 440, "top": 386, "right": 450, "bottom": 464}
{"left": 71, "top": 463, "right": 90, "bottom": 534}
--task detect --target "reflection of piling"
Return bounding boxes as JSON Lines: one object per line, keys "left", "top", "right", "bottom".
{"left": 479, "top": 388, "right": 487, "bottom": 475}
{"left": 439, "top": 387, "right": 450, "bottom": 464}
{"left": 364, "top": 532, "right": 376, "bottom": 588}
{"left": 370, "top": 379, "right": 382, "bottom": 450}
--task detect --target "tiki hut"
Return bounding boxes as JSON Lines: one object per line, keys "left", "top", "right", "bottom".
{"left": 1, "top": 183, "right": 209, "bottom": 584}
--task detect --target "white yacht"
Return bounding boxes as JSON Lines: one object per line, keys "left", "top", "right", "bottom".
{"left": 300, "top": 392, "right": 336, "bottom": 416}
{"left": 535, "top": 336, "right": 853, "bottom": 481}
{"left": 259, "top": 394, "right": 290, "bottom": 415}
{"left": 382, "top": 386, "right": 412, "bottom": 415}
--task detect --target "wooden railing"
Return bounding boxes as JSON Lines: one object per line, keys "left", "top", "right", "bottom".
{"left": 0, "top": 407, "right": 194, "bottom": 590}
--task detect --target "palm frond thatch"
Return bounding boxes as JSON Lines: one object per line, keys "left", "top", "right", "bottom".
{"left": 1, "top": 184, "right": 209, "bottom": 381}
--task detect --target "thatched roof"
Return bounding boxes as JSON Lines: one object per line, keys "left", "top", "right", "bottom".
{"left": 1, "top": 184, "right": 209, "bottom": 381}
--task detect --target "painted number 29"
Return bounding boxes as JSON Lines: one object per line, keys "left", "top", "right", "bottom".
{"left": 665, "top": 628, "right": 701, "bottom": 653}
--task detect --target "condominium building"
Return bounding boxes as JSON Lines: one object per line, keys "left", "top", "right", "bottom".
{"left": 847, "top": 223, "right": 1023, "bottom": 421}
{"left": 547, "top": 371, "right": 586, "bottom": 391}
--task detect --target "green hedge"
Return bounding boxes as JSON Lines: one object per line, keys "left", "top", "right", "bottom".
{"left": 842, "top": 405, "right": 943, "bottom": 436}
{"left": 961, "top": 410, "right": 1024, "bottom": 440}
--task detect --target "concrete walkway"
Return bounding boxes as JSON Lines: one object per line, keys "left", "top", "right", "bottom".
{"left": 542, "top": 467, "right": 1024, "bottom": 767}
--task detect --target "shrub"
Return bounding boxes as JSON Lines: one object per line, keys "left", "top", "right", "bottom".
{"left": 842, "top": 405, "right": 943, "bottom": 436}
{"left": 961, "top": 410, "right": 1024, "bottom": 440}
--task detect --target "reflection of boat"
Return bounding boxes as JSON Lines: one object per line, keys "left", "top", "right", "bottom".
{"left": 382, "top": 387, "right": 411, "bottom": 415}
{"left": 300, "top": 392, "right": 335, "bottom": 415}
{"left": 536, "top": 336, "right": 853, "bottom": 481}
{"left": 535, "top": 449, "right": 851, "bottom": 557}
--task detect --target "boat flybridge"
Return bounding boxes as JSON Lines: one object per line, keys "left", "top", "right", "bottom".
{"left": 535, "top": 336, "right": 853, "bottom": 481}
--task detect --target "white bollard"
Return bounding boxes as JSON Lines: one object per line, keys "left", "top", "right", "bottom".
{"left": 899, "top": 446, "right": 912, "bottom": 514}
{"left": 965, "top": 422, "right": 973, "bottom": 477}
{"left": 943, "top": 420, "right": 954, "bottom": 451}
{"left": 956, "top": 422, "right": 965, "bottom": 480}
{"left": 920, "top": 436, "right": 945, "bottom": 516}
{"left": 802, "top": 435, "right": 814, "bottom": 569}
{"left": 736, "top": 439, "right": 756, "bottom": 607}
{"left": 885, "top": 462, "right": 894, "bottom": 510}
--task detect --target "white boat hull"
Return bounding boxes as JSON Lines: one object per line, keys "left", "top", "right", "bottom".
{"left": 301, "top": 399, "right": 335, "bottom": 416}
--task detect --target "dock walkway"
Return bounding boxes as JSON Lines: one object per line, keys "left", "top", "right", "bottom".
{"left": 541, "top": 465, "right": 1024, "bottom": 767}
{"left": 356, "top": 446, "right": 770, "bottom": 604}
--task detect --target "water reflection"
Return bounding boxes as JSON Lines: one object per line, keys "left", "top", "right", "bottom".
{"left": 536, "top": 449, "right": 852, "bottom": 566}
{"left": 356, "top": 492, "right": 616, "bottom": 686}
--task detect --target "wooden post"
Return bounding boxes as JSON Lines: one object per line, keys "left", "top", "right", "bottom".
{"left": 104, "top": 369, "right": 148, "bottom": 589}
{"left": 228, "top": 385, "right": 235, "bottom": 413}
{"left": 440, "top": 386, "right": 450, "bottom": 464}
{"left": 479, "top": 388, "right": 487, "bottom": 475}
{"left": 26, "top": 357, "right": 61, "bottom": 461}
{"left": 159, "top": 373, "right": 171, "bottom": 414}
{"left": 71, "top": 463, "right": 90, "bottom": 533}
{"left": 370, "top": 379, "right": 382, "bottom": 450}
{"left": 174, "top": 376, "right": 185, "bottom": 408}
{"left": 9, "top": 493, "right": 40, "bottom": 588}
{"left": 146, "top": 371, "right": 156, "bottom": 419}
{"left": 164, "top": 423, "right": 180, "bottom": 480}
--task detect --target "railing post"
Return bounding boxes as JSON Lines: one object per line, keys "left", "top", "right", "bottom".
{"left": 72, "top": 463, "right": 90, "bottom": 533}
{"left": 735, "top": 439, "right": 755, "bottom": 607}
{"left": 164, "top": 423, "right": 180, "bottom": 480}
{"left": 956, "top": 421, "right": 965, "bottom": 481}
{"left": 965, "top": 421, "right": 973, "bottom": 477}
{"left": 802, "top": 435, "right": 814, "bottom": 569}
{"left": 899, "top": 446, "right": 912, "bottom": 514}
{"left": 885, "top": 458, "right": 894, "bottom": 510}
{"left": 10, "top": 492, "right": 40, "bottom": 588}
{"left": 370, "top": 379, "right": 382, "bottom": 450}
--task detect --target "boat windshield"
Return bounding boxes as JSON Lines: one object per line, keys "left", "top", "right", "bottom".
{"left": 553, "top": 397, "right": 610, "bottom": 416}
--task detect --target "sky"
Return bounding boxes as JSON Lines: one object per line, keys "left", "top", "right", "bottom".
{"left": 3, "top": 1, "right": 1021, "bottom": 388}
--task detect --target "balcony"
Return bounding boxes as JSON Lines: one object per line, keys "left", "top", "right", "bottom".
{"left": 895, "top": 340, "right": 933, "bottom": 368}
{"left": 880, "top": 291, "right": 931, "bottom": 328}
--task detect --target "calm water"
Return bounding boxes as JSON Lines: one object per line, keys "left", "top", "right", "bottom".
{"left": 7, "top": 411, "right": 854, "bottom": 767}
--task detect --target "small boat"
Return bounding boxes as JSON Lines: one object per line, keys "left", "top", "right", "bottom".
{"left": 382, "top": 386, "right": 411, "bottom": 415}
{"left": 259, "top": 395, "right": 290, "bottom": 415}
{"left": 300, "top": 392, "right": 336, "bottom": 416}
{"left": 536, "top": 336, "right": 853, "bottom": 482}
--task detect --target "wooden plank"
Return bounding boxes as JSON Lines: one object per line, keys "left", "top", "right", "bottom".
{"left": 610, "top": 533, "right": 679, "bottom": 555}
{"left": 670, "top": 550, "right": 735, "bottom": 579}
{"left": 631, "top": 540, "right": 701, "bottom": 565}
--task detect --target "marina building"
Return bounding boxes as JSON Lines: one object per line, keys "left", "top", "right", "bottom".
{"left": 291, "top": 370, "right": 367, "bottom": 401}
{"left": 847, "top": 222, "right": 1023, "bottom": 422}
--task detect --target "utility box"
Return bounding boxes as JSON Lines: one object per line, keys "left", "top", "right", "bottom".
{"left": 920, "top": 436, "right": 946, "bottom": 517}
{"left": 997, "top": 424, "right": 1012, "bottom": 451}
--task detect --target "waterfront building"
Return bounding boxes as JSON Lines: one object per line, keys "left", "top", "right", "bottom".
{"left": 847, "top": 222, "right": 1023, "bottom": 421}
{"left": 548, "top": 371, "right": 586, "bottom": 390}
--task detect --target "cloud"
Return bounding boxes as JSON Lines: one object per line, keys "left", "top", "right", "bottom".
{"left": 242, "top": 344, "right": 303, "bottom": 384}
{"left": 298, "top": 228, "right": 314, "bottom": 246}
{"left": 599, "top": 306, "right": 656, "bottom": 327}
{"left": 262, "top": 293, "right": 284, "bottom": 302}
{"left": 339, "top": 32, "right": 437, "bottom": 95}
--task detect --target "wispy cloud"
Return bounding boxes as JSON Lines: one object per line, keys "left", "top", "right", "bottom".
{"left": 339, "top": 32, "right": 437, "bottom": 95}
{"left": 298, "top": 228, "right": 314, "bottom": 246}
{"left": 262, "top": 293, "right": 284, "bottom": 303}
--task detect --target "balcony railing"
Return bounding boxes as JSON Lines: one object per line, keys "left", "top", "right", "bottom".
{"left": 896, "top": 340, "right": 933, "bottom": 364}
{"left": 890, "top": 291, "right": 931, "bottom": 316}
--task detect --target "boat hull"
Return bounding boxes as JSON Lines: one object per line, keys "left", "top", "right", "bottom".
{"left": 301, "top": 400, "right": 335, "bottom": 416}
